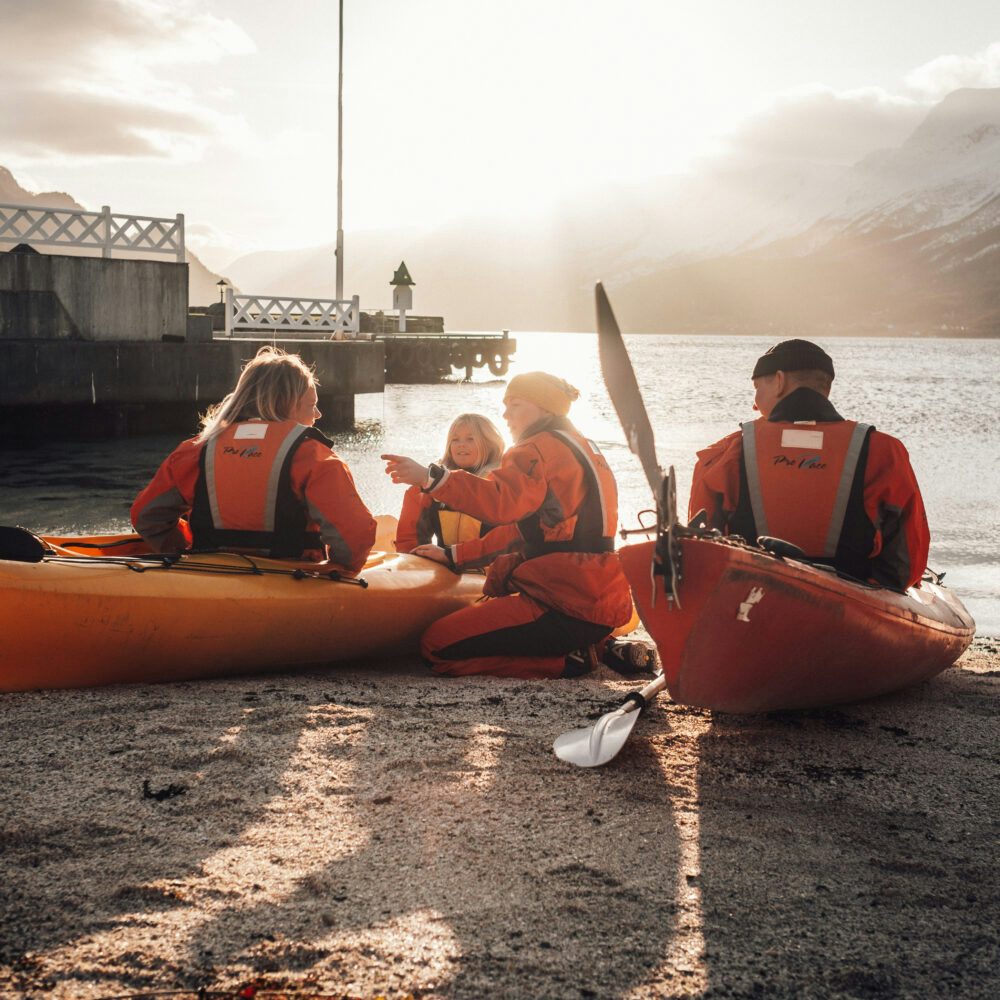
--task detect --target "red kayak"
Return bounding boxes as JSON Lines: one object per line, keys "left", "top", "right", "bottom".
{"left": 590, "top": 281, "right": 976, "bottom": 716}
{"left": 619, "top": 536, "right": 975, "bottom": 713}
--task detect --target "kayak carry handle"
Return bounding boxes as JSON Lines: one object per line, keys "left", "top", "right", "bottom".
{"left": 0, "top": 525, "right": 47, "bottom": 563}
{"left": 757, "top": 536, "right": 806, "bottom": 560}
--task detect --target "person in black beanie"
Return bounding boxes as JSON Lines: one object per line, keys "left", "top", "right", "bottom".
{"left": 689, "top": 339, "right": 930, "bottom": 590}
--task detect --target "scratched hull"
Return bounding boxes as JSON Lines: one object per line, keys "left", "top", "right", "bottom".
{"left": 619, "top": 537, "right": 975, "bottom": 713}
{"left": 0, "top": 534, "right": 484, "bottom": 693}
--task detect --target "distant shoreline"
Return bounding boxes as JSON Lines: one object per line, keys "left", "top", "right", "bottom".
{"left": 502, "top": 329, "right": 1000, "bottom": 338}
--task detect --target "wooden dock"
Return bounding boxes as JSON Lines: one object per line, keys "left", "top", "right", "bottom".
{"left": 380, "top": 331, "right": 516, "bottom": 383}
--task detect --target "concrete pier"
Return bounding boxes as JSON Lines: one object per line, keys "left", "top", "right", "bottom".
{"left": 0, "top": 248, "right": 187, "bottom": 342}
{"left": 0, "top": 247, "right": 384, "bottom": 441}
{"left": 0, "top": 338, "right": 384, "bottom": 442}
{"left": 360, "top": 312, "right": 518, "bottom": 383}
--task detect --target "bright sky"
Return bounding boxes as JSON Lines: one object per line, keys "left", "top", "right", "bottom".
{"left": 3, "top": 0, "right": 1000, "bottom": 269}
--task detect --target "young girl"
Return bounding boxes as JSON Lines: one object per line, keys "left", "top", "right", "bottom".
{"left": 394, "top": 413, "right": 504, "bottom": 555}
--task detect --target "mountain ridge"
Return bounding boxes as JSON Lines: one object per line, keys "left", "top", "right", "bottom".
{"left": 3, "top": 87, "right": 999, "bottom": 335}
{"left": 220, "top": 87, "right": 1000, "bottom": 334}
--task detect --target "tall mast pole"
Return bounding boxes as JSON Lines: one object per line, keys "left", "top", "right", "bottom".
{"left": 335, "top": 0, "right": 345, "bottom": 300}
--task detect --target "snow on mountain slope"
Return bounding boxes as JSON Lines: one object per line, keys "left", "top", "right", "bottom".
{"left": 221, "top": 88, "right": 1000, "bottom": 332}
{"left": 809, "top": 88, "right": 1000, "bottom": 238}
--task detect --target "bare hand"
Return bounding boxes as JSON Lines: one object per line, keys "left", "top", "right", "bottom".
{"left": 412, "top": 544, "right": 449, "bottom": 564}
{"left": 381, "top": 453, "right": 430, "bottom": 487}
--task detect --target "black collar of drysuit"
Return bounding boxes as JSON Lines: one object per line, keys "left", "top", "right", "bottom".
{"left": 768, "top": 387, "right": 843, "bottom": 423}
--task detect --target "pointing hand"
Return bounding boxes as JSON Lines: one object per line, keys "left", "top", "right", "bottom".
{"left": 381, "top": 453, "right": 430, "bottom": 487}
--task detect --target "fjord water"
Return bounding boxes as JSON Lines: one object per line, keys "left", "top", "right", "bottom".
{"left": 1, "top": 333, "right": 997, "bottom": 635}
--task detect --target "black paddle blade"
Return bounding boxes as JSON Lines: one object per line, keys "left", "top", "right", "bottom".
{"left": 0, "top": 525, "right": 46, "bottom": 563}
{"left": 595, "top": 282, "right": 663, "bottom": 498}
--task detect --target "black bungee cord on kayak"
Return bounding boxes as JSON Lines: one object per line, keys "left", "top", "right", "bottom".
{"left": 0, "top": 525, "right": 365, "bottom": 587}
{"left": 38, "top": 550, "right": 369, "bottom": 587}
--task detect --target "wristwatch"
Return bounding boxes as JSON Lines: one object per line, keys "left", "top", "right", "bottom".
{"left": 423, "top": 463, "right": 445, "bottom": 492}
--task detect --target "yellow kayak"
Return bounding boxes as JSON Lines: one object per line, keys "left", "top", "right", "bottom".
{"left": 0, "top": 530, "right": 484, "bottom": 692}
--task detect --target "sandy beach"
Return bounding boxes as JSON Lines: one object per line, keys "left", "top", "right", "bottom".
{"left": 1, "top": 636, "right": 997, "bottom": 999}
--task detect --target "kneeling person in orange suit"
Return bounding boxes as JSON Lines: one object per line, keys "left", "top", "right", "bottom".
{"left": 382, "top": 372, "right": 634, "bottom": 679}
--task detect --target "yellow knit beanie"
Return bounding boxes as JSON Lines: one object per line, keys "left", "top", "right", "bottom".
{"left": 503, "top": 372, "right": 580, "bottom": 416}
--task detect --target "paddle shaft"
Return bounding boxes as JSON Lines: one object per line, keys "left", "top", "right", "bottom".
{"left": 0, "top": 526, "right": 368, "bottom": 586}
{"left": 628, "top": 672, "right": 669, "bottom": 711}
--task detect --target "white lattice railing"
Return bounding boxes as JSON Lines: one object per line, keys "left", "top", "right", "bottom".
{"left": 0, "top": 202, "right": 185, "bottom": 262}
{"left": 225, "top": 289, "right": 362, "bottom": 338}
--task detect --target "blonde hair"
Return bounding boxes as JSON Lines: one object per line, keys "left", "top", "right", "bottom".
{"left": 440, "top": 413, "right": 505, "bottom": 473}
{"left": 196, "top": 346, "right": 318, "bottom": 442}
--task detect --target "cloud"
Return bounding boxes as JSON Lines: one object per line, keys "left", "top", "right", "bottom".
{"left": 717, "top": 86, "right": 926, "bottom": 168}
{"left": 906, "top": 41, "right": 1000, "bottom": 98}
{"left": 0, "top": 0, "right": 254, "bottom": 162}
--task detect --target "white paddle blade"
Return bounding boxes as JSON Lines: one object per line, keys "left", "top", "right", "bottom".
{"left": 553, "top": 706, "right": 643, "bottom": 768}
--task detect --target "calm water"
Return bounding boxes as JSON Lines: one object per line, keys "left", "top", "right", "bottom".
{"left": 2, "top": 333, "right": 998, "bottom": 635}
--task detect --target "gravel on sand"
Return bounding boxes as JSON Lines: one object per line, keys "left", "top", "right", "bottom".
{"left": 2, "top": 637, "right": 998, "bottom": 999}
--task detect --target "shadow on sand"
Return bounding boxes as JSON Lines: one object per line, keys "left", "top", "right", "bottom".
{"left": 2, "top": 666, "right": 691, "bottom": 997}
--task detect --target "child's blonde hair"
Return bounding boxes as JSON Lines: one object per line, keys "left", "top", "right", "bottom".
{"left": 196, "top": 346, "right": 317, "bottom": 442}
{"left": 440, "top": 413, "right": 505, "bottom": 473}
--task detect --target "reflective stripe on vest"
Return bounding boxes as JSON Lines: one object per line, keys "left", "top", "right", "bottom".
{"left": 518, "top": 428, "right": 617, "bottom": 557}
{"left": 741, "top": 419, "right": 871, "bottom": 558}
{"left": 548, "top": 429, "right": 616, "bottom": 541}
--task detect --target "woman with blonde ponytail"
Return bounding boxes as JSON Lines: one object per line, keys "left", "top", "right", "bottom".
{"left": 132, "top": 346, "right": 375, "bottom": 570}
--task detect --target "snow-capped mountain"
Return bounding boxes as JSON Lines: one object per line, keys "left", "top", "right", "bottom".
{"left": 220, "top": 87, "right": 1000, "bottom": 334}
{"left": 11, "top": 86, "right": 991, "bottom": 334}
{"left": 604, "top": 88, "right": 1000, "bottom": 272}
{"left": 601, "top": 88, "right": 1000, "bottom": 334}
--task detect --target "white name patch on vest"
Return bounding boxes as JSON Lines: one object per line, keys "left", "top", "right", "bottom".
{"left": 781, "top": 428, "right": 824, "bottom": 450}
{"left": 234, "top": 423, "right": 268, "bottom": 440}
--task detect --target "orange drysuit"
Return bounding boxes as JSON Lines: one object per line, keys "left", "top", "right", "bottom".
{"left": 420, "top": 416, "right": 634, "bottom": 678}
{"left": 132, "top": 420, "right": 376, "bottom": 572}
{"left": 689, "top": 388, "right": 930, "bottom": 590}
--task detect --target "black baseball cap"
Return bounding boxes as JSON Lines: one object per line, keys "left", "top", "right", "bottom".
{"left": 752, "top": 339, "right": 835, "bottom": 379}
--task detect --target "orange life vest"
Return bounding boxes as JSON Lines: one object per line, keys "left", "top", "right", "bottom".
{"left": 517, "top": 423, "right": 618, "bottom": 558}
{"left": 190, "top": 419, "right": 328, "bottom": 558}
{"left": 740, "top": 418, "right": 872, "bottom": 558}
